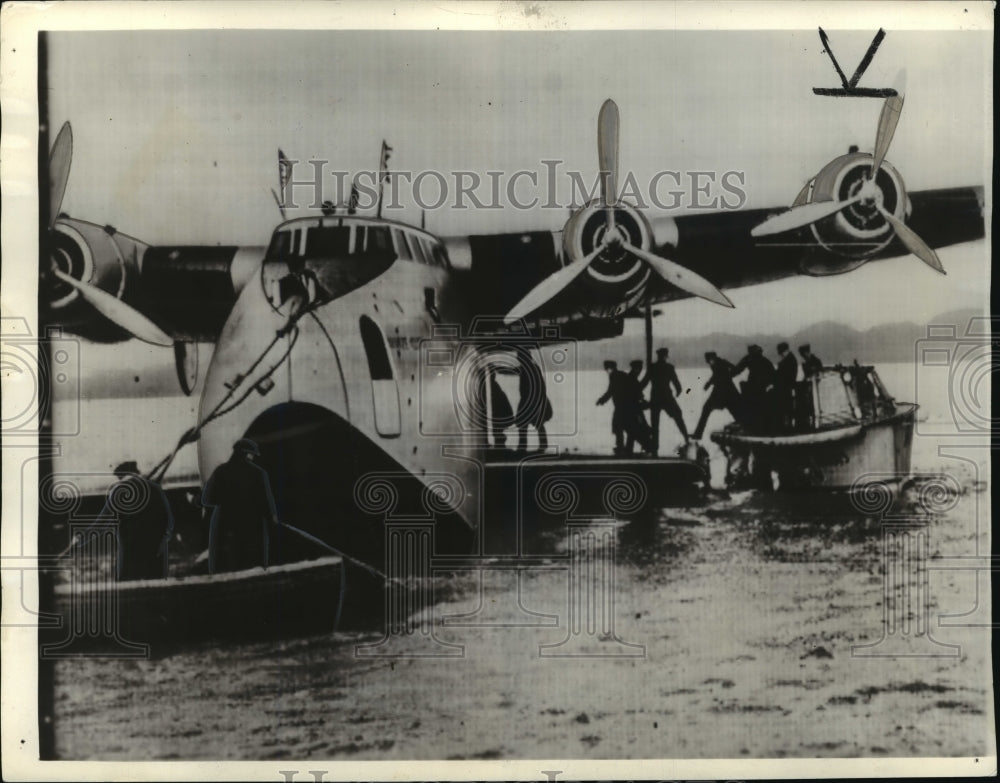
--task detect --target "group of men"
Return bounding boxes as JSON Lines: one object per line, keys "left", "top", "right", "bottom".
{"left": 488, "top": 347, "right": 554, "bottom": 452}
{"left": 103, "top": 437, "right": 280, "bottom": 581}
{"left": 596, "top": 342, "right": 823, "bottom": 455}
{"left": 596, "top": 347, "right": 688, "bottom": 456}
{"left": 692, "top": 342, "right": 823, "bottom": 439}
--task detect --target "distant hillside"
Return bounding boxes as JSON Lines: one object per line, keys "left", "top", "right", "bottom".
{"left": 574, "top": 308, "right": 985, "bottom": 370}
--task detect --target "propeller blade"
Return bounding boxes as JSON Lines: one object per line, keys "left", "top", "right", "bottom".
{"left": 597, "top": 99, "right": 620, "bottom": 229}
{"left": 621, "top": 241, "right": 734, "bottom": 308}
{"left": 52, "top": 269, "right": 174, "bottom": 346}
{"left": 878, "top": 205, "right": 945, "bottom": 274}
{"left": 48, "top": 122, "right": 73, "bottom": 230}
{"left": 504, "top": 243, "right": 607, "bottom": 324}
{"left": 750, "top": 193, "right": 863, "bottom": 238}
{"left": 871, "top": 70, "right": 906, "bottom": 179}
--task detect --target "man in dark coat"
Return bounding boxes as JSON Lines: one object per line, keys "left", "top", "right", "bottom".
{"left": 733, "top": 344, "right": 775, "bottom": 433}
{"left": 202, "top": 438, "right": 278, "bottom": 573}
{"left": 623, "top": 360, "right": 653, "bottom": 455}
{"left": 488, "top": 367, "right": 514, "bottom": 448}
{"left": 641, "top": 347, "right": 687, "bottom": 454}
{"left": 103, "top": 461, "right": 174, "bottom": 581}
{"left": 692, "top": 351, "right": 742, "bottom": 440}
{"left": 596, "top": 360, "right": 633, "bottom": 455}
{"left": 514, "top": 348, "right": 552, "bottom": 452}
{"left": 774, "top": 341, "right": 799, "bottom": 429}
{"left": 799, "top": 344, "right": 823, "bottom": 378}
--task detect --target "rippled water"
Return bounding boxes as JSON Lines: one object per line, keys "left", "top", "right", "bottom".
{"left": 42, "top": 362, "right": 993, "bottom": 762}
{"left": 46, "top": 424, "right": 993, "bottom": 762}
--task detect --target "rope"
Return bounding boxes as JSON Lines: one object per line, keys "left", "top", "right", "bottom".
{"left": 277, "top": 523, "right": 395, "bottom": 584}
{"left": 146, "top": 312, "right": 303, "bottom": 484}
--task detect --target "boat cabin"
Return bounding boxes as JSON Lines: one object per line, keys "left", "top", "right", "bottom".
{"left": 794, "top": 365, "right": 897, "bottom": 431}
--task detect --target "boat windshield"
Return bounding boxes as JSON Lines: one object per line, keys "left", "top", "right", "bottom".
{"left": 814, "top": 369, "right": 860, "bottom": 428}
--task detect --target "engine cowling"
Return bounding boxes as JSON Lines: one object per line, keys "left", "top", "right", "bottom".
{"left": 561, "top": 200, "right": 653, "bottom": 319}
{"left": 799, "top": 152, "right": 909, "bottom": 275}
{"left": 42, "top": 218, "right": 145, "bottom": 340}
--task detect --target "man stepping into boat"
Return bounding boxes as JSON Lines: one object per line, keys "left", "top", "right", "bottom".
{"left": 202, "top": 438, "right": 278, "bottom": 573}
{"left": 692, "top": 351, "right": 742, "bottom": 441}
{"left": 733, "top": 344, "right": 775, "bottom": 434}
{"left": 640, "top": 347, "right": 689, "bottom": 454}
{"left": 103, "top": 461, "right": 174, "bottom": 581}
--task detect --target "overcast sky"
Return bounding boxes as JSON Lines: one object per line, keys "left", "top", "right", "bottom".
{"left": 46, "top": 27, "right": 990, "bottom": 337}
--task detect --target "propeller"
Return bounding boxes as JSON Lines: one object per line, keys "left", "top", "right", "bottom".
{"left": 48, "top": 122, "right": 73, "bottom": 230}
{"left": 750, "top": 72, "right": 943, "bottom": 274}
{"left": 44, "top": 122, "right": 177, "bottom": 345}
{"left": 619, "top": 240, "right": 733, "bottom": 308}
{"left": 504, "top": 100, "right": 731, "bottom": 324}
{"left": 51, "top": 268, "right": 173, "bottom": 346}
{"left": 597, "top": 98, "right": 619, "bottom": 234}
{"left": 504, "top": 241, "right": 609, "bottom": 323}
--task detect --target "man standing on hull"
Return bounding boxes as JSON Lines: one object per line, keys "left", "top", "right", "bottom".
{"left": 596, "top": 360, "right": 632, "bottom": 455}
{"left": 641, "top": 347, "right": 689, "bottom": 454}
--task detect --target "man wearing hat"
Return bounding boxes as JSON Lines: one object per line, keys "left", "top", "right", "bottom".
{"left": 799, "top": 344, "right": 823, "bottom": 379}
{"left": 201, "top": 438, "right": 279, "bottom": 573}
{"left": 102, "top": 461, "right": 174, "bottom": 581}
{"left": 692, "top": 351, "right": 741, "bottom": 440}
{"left": 623, "top": 359, "right": 653, "bottom": 454}
{"left": 641, "top": 347, "right": 688, "bottom": 454}
{"left": 733, "top": 344, "right": 776, "bottom": 433}
{"left": 774, "top": 342, "right": 799, "bottom": 429}
{"left": 597, "top": 360, "right": 633, "bottom": 455}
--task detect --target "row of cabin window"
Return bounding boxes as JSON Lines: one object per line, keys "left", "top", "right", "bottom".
{"left": 267, "top": 224, "right": 449, "bottom": 268}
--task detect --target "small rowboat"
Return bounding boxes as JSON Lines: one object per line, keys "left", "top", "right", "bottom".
{"left": 712, "top": 365, "right": 916, "bottom": 492}
{"left": 49, "top": 555, "right": 344, "bottom": 649}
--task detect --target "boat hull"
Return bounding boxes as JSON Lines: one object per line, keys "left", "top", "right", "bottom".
{"left": 712, "top": 404, "right": 916, "bottom": 491}
{"left": 48, "top": 555, "right": 344, "bottom": 650}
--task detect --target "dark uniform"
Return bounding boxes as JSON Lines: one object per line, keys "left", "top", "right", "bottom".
{"left": 202, "top": 439, "right": 278, "bottom": 573}
{"left": 515, "top": 351, "right": 552, "bottom": 452}
{"left": 799, "top": 345, "right": 823, "bottom": 378}
{"left": 597, "top": 365, "right": 638, "bottom": 454}
{"left": 103, "top": 463, "right": 174, "bottom": 582}
{"left": 693, "top": 354, "right": 742, "bottom": 440}
{"left": 488, "top": 370, "right": 514, "bottom": 447}
{"left": 623, "top": 362, "right": 652, "bottom": 454}
{"left": 641, "top": 351, "right": 688, "bottom": 453}
{"left": 733, "top": 346, "right": 775, "bottom": 433}
{"left": 774, "top": 345, "right": 799, "bottom": 429}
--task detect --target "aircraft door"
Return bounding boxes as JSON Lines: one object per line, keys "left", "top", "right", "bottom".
{"left": 359, "top": 315, "right": 401, "bottom": 437}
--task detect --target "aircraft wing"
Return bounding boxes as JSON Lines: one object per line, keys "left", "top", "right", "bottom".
{"left": 445, "top": 185, "right": 984, "bottom": 331}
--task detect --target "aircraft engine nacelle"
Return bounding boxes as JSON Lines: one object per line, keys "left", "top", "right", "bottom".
{"left": 560, "top": 200, "right": 653, "bottom": 319}
{"left": 799, "top": 152, "right": 909, "bottom": 275}
{"left": 42, "top": 217, "right": 145, "bottom": 341}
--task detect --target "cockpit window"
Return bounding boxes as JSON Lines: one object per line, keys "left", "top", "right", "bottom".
{"left": 304, "top": 226, "right": 350, "bottom": 258}
{"left": 410, "top": 234, "right": 429, "bottom": 265}
{"left": 266, "top": 230, "right": 295, "bottom": 261}
{"left": 431, "top": 242, "right": 450, "bottom": 269}
{"left": 364, "top": 226, "right": 393, "bottom": 256}
{"left": 392, "top": 229, "right": 412, "bottom": 260}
